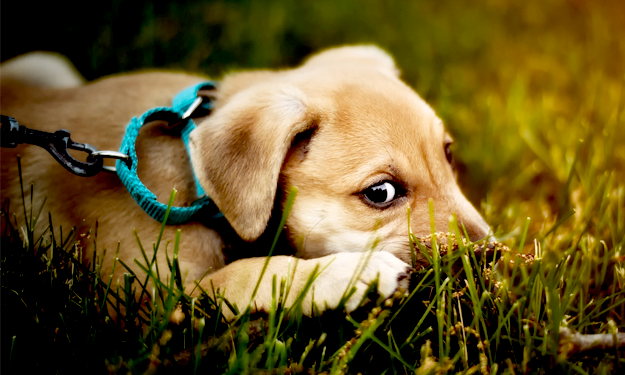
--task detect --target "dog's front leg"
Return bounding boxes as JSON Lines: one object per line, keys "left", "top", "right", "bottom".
{"left": 194, "top": 252, "right": 411, "bottom": 319}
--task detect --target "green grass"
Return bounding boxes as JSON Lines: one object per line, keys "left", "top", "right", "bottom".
{"left": 2, "top": 177, "right": 623, "bottom": 374}
{"left": 2, "top": 0, "right": 625, "bottom": 373}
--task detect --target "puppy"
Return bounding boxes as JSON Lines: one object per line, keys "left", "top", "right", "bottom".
{"left": 0, "top": 46, "right": 489, "bottom": 318}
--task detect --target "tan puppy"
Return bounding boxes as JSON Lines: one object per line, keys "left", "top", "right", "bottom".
{"left": 1, "top": 46, "right": 489, "bottom": 318}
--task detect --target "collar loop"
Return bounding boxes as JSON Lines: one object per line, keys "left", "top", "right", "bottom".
{"left": 115, "top": 81, "right": 222, "bottom": 225}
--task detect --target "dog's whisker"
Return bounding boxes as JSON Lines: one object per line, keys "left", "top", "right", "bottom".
{"left": 302, "top": 216, "right": 326, "bottom": 255}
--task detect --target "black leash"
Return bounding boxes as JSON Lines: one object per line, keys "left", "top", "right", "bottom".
{"left": 1, "top": 114, "right": 128, "bottom": 177}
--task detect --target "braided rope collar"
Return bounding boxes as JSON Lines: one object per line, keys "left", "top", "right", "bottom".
{"left": 115, "top": 82, "right": 223, "bottom": 225}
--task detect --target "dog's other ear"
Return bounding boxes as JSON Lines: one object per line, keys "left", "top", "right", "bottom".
{"left": 189, "top": 83, "right": 312, "bottom": 242}
{"left": 213, "top": 70, "right": 279, "bottom": 107}
{"left": 302, "top": 45, "right": 400, "bottom": 78}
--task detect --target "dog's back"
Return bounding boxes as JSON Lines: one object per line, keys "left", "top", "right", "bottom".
{"left": 1, "top": 52, "right": 84, "bottom": 89}
{"left": 1, "top": 53, "right": 227, "bottom": 286}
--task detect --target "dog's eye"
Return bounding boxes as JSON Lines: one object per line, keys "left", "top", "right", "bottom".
{"left": 444, "top": 143, "right": 453, "bottom": 164}
{"left": 362, "top": 181, "right": 402, "bottom": 207}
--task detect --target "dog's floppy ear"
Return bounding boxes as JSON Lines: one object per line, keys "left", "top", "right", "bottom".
{"left": 189, "top": 82, "right": 312, "bottom": 242}
{"left": 302, "top": 45, "right": 400, "bottom": 78}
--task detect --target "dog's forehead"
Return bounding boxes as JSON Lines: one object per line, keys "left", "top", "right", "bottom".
{"left": 300, "top": 78, "right": 452, "bottom": 192}
{"left": 331, "top": 80, "right": 440, "bottom": 128}
{"left": 316, "top": 80, "right": 446, "bottom": 149}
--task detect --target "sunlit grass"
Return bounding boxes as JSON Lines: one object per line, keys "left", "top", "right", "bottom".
{"left": 2, "top": 171, "right": 623, "bottom": 373}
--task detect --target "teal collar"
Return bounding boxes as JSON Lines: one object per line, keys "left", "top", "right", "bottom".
{"left": 115, "top": 82, "right": 223, "bottom": 225}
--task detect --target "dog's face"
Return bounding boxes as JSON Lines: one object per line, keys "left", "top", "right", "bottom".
{"left": 190, "top": 46, "right": 489, "bottom": 262}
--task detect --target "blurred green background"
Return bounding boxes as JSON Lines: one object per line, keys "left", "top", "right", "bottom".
{"left": 3, "top": 0, "right": 624, "bottom": 247}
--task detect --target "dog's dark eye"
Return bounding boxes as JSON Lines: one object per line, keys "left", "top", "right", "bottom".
{"left": 444, "top": 143, "right": 453, "bottom": 164}
{"left": 362, "top": 181, "right": 403, "bottom": 207}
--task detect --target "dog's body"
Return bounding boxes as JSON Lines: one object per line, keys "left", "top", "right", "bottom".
{"left": 1, "top": 46, "right": 489, "bottom": 317}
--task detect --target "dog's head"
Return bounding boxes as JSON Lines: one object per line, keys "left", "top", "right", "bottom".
{"left": 190, "top": 46, "right": 489, "bottom": 262}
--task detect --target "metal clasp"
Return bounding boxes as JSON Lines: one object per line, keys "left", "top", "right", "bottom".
{"left": 1, "top": 115, "right": 130, "bottom": 177}
{"left": 88, "top": 150, "right": 131, "bottom": 173}
{"left": 182, "top": 97, "right": 203, "bottom": 120}
{"left": 165, "top": 88, "right": 215, "bottom": 132}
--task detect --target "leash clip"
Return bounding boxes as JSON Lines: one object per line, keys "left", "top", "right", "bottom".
{"left": 1, "top": 115, "right": 104, "bottom": 177}
{"left": 1, "top": 115, "right": 130, "bottom": 176}
{"left": 0, "top": 115, "right": 20, "bottom": 148}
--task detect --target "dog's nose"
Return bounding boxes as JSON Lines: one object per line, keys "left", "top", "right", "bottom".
{"left": 458, "top": 218, "right": 490, "bottom": 242}
{"left": 449, "top": 193, "right": 491, "bottom": 242}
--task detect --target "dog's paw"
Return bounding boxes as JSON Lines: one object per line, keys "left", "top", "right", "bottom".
{"left": 311, "top": 251, "right": 411, "bottom": 313}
